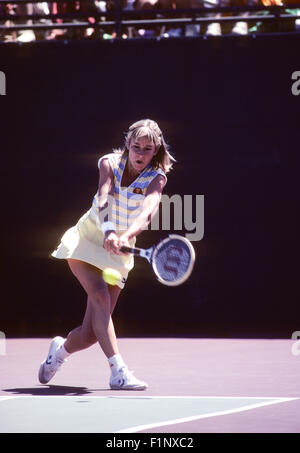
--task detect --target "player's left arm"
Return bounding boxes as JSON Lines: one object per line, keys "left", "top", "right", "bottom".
{"left": 119, "top": 174, "right": 166, "bottom": 246}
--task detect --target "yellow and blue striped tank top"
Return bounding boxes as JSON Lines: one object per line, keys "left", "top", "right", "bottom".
{"left": 92, "top": 152, "right": 166, "bottom": 231}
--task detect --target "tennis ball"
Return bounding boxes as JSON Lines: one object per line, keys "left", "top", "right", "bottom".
{"left": 102, "top": 268, "right": 122, "bottom": 286}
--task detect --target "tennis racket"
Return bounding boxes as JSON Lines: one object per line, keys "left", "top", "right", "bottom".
{"left": 121, "top": 234, "right": 195, "bottom": 286}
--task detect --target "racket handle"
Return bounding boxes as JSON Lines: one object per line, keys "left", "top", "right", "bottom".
{"left": 120, "top": 246, "right": 141, "bottom": 255}
{"left": 121, "top": 245, "right": 153, "bottom": 261}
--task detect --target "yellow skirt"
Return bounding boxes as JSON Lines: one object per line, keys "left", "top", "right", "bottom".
{"left": 51, "top": 209, "right": 135, "bottom": 289}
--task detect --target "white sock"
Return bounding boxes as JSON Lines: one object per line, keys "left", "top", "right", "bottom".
{"left": 55, "top": 341, "right": 70, "bottom": 361}
{"left": 108, "top": 353, "right": 126, "bottom": 376}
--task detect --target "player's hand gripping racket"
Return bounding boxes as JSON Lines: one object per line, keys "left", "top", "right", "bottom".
{"left": 121, "top": 234, "right": 195, "bottom": 286}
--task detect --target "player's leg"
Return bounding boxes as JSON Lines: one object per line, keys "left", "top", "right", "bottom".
{"left": 109, "top": 284, "right": 122, "bottom": 315}
{"left": 38, "top": 261, "right": 122, "bottom": 384}
{"left": 39, "top": 259, "right": 147, "bottom": 389}
{"left": 66, "top": 259, "right": 119, "bottom": 358}
{"left": 64, "top": 284, "right": 121, "bottom": 354}
{"left": 63, "top": 298, "right": 97, "bottom": 354}
{"left": 66, "top": 259, "right": 147, "bottom": 389}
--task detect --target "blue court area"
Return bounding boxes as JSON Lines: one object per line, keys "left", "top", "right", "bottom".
{"left": 0, "top": 395, "right": 297, "bottom": 433}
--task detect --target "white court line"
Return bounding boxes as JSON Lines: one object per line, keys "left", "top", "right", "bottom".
{"left": 0, "top": 396, "right": 22, "bottom": 403}
{"left": 106, "top": 395, "right": 299, "bottom": 400}
{"left": 115, "top": 397, "right": 299, "bottom": 433}
{"left": 0, "top": 395, "right": 298, "bottom": 401}
{"left": 0, "top": 395, "right": 298, "bottom": 433}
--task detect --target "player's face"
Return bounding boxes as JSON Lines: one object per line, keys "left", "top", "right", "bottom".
{"left": 128, "top": 136, "right": 157, "bottom": 173}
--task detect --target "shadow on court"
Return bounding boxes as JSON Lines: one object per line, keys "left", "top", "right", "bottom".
{"left": 3, "top": 385, "right": 95, "bottom": 396}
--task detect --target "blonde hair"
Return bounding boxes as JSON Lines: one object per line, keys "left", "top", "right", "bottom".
{"left": 114, "top": 119, "right": 175, "bottom": 174}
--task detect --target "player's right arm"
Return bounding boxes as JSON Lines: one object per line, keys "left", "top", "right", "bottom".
{"left": 97, "top": 158, "right": 119, "bottom": 254}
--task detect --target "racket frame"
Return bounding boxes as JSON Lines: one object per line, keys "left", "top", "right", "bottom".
{"left": 121, "top": 234, "right": 195, "bottom": 286}
{"left": 152, "top": 234, "right": 195, "bottom": 286}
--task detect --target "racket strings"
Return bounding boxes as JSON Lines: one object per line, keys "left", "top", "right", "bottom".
{"left": 153, "top": 239, "right": 193, "bottom": 283}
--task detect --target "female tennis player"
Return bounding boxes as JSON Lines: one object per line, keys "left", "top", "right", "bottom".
{"left": 38, "top": 119, "right": 175, "bottom": 390}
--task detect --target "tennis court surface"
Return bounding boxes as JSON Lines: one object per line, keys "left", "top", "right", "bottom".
{"left": 1, "top": 338, "right": 299, "bottom": 433}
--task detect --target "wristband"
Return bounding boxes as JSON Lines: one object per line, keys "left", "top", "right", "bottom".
{"left": 100, "top": 221, "right": 116, "bottom": 235}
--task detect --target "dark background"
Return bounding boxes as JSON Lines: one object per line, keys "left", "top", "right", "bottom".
{"left": 1, "top": 34, "right": 299, "bottom": 339}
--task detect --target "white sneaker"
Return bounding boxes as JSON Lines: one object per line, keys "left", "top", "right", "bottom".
{"left": 110, "top": 367, "right": 148, "bottom": 390}
{"left": 38, "top": 336, "right": 66, "bottom": 384}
